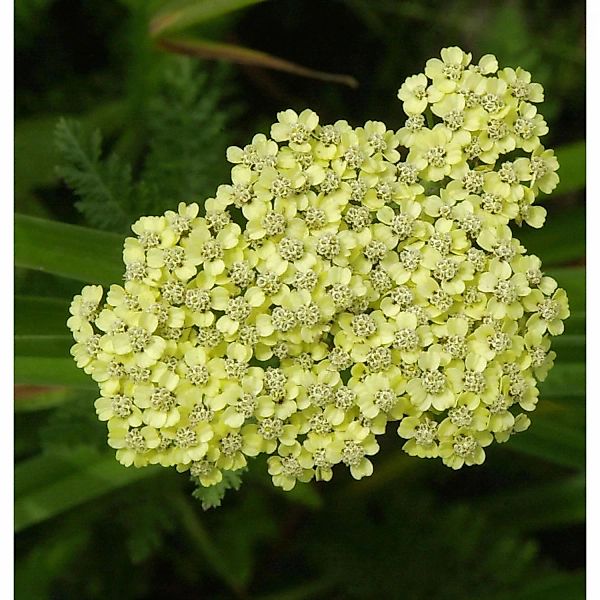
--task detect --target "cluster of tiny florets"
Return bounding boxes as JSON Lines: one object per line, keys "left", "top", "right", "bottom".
{"left": 68, "top": 47, "right": 568, "bottom": 492}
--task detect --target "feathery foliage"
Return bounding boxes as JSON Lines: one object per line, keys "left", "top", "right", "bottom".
{"left": 55, "top": 119, "right": 135, "bottom": 231}
{"left": 141, "top": 59, "right": 235, "bottom": 213}
{"left": 55, "top": 59, "right": 235, "bottom": 232}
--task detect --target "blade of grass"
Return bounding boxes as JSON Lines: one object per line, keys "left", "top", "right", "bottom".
{"left": 15, "top": 357, "right": 95, "bottom": 389}
{"left": 507, "top": 415, "right": 584, "bottom": 469}
{"left": 15, "top": 335, "right": 73, "bottom": 358}
{"left": 554, "top": 141, "right": 585, "bottom": 196}
{"left": 546, "top": 267, "right": 585, "bottom": 311}
{"left": 477, "top": 474, "right": 584, "bottom": 531}
{"left": 551, "top": 334, "right": 585, "bottom": 362}
{"left": 15, "top": 525, "right": 90, "bottom": 598}
{"left": 15, "top": 450, "right": 160, "bottom": 531}
{"left": 539, "top": 362, "right": 585, "bottom": 398}
{"left": 516, "top": 208, "right": 584, "bottom": 266}
{"left": 150, "top": 0, "right": 266, "bottom": 38}
{"left": 156, "top": 37, "right": 359, "bottom": 88}
{"left": 562, "top": 310, "right": 584, "bottom": 335}
{"left": 170, "top": 490, "right": 245, "bottom": 595}
{"left": 15, "top": 296, "right": 70, "bottom": 336}
{"left": 15, "top": 214, "right": 124, "bottom": 285}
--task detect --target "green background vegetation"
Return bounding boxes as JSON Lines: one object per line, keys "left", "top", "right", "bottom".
{"left": 15, "top": 1, "right": 585, "bottom": 598}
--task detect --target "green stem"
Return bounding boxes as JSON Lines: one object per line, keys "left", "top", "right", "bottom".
{"left": 170, "top": 491, "right": 245, "bottom": 597}
{"left": 425, "top": 108, "right": 434, "bottom": 129}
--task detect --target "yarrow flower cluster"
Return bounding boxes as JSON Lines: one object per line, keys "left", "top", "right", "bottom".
{"left": 68, "top": 48, "right": 568, "bottom": 492}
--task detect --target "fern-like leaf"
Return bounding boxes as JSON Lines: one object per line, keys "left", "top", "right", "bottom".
{"left": 141, "top": 59, "right": 235, "bottom": 214}
{"left": 55, "top": 118, "right": 134, "bottom": 231}
{"left": 192, "top": 468, "right": 246, "bottom": 510}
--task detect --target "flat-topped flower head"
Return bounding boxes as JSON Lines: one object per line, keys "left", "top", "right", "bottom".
{"left": 68, "top": 47, "right": 567, "bottom": 499}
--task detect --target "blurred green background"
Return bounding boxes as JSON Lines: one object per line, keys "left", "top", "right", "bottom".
{"left": 14, "top": 1, "right": 585, "bottom": 598}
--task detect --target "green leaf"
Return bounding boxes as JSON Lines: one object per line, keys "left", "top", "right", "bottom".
{"left": 551, "top": 334, "right": 585, "bottom": 362}
{"left": 38, "top": 398, "right": 106, "bottom": 454}
{"left": 140, "top": 59, "right": 234, "bottom": 214}
{"left": 554, "top": 141, "right": 585, "bottom": 196}
{"left": 156, "top": 37, "right": 358, "bottom": 88}
{"left": 476, "top": 2, "right": 537, "bottom": 69}
{"left": 478, "top": 474, "right": 584, "bottom": 532}
{"left": 523, "top": 360, "right": 586, "bottom": 471}
{"left": 124, "top": 498, "right": 176, "bottom": 564}
{"left": 15, "top": 526, "right": 91, "bottom": 598}
{"left": 15, "top": 115, "right": 59, "bottom": 217}
{"left": 15, "top": 296, "right": 73, "bottom": 358}
{"left": 171, "top": 491, "right": 243, "bottom": 593}
{"left": 55, "top": 119, "right": 135, "bottom": 231}
{"left": 516, "top": 208, "right": 585, "bottom": 266}
{"left": 14, "top": 214, "right": 124, "bottom": 285}
{"left": 15, "top": 268, "right": 87, "bottom": 300}
{"left": 192, "top": 468, "right": 246, "bottom": 510}
{"left": 15, "top": 335, "right": 73, "bottom": 358}
{"left": 537, "top": 397, "right": 585, "bottom": 434}
{"left": 539, "top": 362, "right": 585, "bottom": 398}
{"left": 15, "top": 102, "right": 126, "bottom": 216}
{"left": 15, "top": 296, "right": 70, "bottom": 336}
{"left": 546, "top": 267, "right": 585, "bottom": 311}
{"left": 210, "top": 486, "right": 278, "bottom": 587}
{"left": 15, "top": 357, "right": 95, "bottom": 388}
{"left": 563, "top": 310, "right": 585, "bottom": 335}
{"left": 507, "top": 413, "right": 584, "bottom": 469}
{"left": 150, "top": 0, "right": 266, "bottom": 37}
{"left": 15, "top": 450, "right": 160, "bottom": 531}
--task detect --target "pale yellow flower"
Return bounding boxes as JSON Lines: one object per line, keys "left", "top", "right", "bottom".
{"left": 67, "top": 48, "right": 568, "bottom": 489}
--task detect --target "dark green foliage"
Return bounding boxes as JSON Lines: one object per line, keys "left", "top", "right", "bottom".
{"left": 307, "top": 498, "right": 541, "bottom": 599}
{"left": 117, "top": 483, "right": 179, "bottom": 564}
{"left": 15, "top": 521, "right": 91, "bottom": 599}
{"left": 55, "top": 59, "right": 235, "bottom": 230}
{"left": 39, "top": 398, "right": 107, "bottom": 455}
{"left": 141, "top": 60, "right": 235, "bottom": 214}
